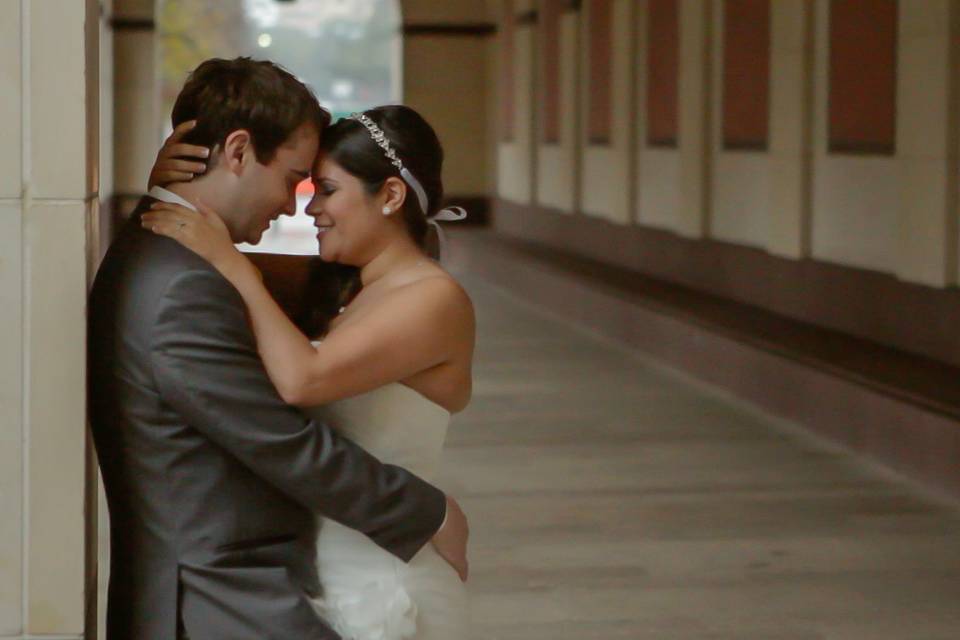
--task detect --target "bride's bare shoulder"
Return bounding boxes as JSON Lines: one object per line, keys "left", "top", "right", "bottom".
{"left": 395, "top": 268, "right": 474, "bottom": 327}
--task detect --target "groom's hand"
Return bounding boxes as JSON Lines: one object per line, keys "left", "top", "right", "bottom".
{"left": 431, "top": 495, "right": 469, "bottom": 582}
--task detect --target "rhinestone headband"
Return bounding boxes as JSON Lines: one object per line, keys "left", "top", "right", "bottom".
{"left": 347, "top": 112, "right": 431, "bottom": 216}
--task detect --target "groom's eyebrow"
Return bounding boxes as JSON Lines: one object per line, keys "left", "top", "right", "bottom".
{"left": 290, "top": 168, "right": 310, "bottom": 179}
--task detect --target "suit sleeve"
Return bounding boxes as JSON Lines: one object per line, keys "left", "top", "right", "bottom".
{"left": 149, "top": 267, "right": 446, "bottom": 562}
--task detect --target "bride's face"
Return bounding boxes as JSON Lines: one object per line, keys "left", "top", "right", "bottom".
{"left": 306, "top": 156, "right": 389, "bottom": 265}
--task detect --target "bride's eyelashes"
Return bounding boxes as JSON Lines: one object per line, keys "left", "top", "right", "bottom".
{"left": 314, "top": 180, "right": 337, "bottom": 197}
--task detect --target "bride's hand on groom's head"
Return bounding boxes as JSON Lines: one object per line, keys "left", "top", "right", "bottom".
{"left": 147, "top": 120, "right": 210, "bottom": 189}
{"left": 141, "top": 200, "right": 236, "bottom": 270}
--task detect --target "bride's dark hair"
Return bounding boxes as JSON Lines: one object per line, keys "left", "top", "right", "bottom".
{"left": 297, "top": 105, "right": 446, "bottom": 337}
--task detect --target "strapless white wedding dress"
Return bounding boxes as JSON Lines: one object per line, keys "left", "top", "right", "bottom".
{"left": 304, "top": 381, "right": 470, "bottom": 640}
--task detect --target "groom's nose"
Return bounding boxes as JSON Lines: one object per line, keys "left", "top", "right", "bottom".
{"left": 280, "top": 194, "right": 297, "bottom": 217}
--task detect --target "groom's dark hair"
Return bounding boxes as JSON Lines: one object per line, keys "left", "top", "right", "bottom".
{"left": 171, "top": 57, "right": 330, "bottom": 164}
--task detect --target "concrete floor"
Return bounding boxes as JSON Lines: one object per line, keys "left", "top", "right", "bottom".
{"left": 441, "top": 275, "right": 960, "bottom": 640}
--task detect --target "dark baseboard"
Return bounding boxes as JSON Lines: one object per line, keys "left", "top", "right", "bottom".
{"left": 403, "top": 23, "right": 497, "bottom": 37}
{"left": 492, "top": 198, "right": 960, "bottom": 370}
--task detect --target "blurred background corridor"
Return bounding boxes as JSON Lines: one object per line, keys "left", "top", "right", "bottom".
{"left": 3, "top": 0, "right": 960, "bottom": 638}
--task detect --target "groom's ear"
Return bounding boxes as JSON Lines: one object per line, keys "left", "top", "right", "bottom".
{"left": 222, "top": 129, "right": 253, "bottom": 175}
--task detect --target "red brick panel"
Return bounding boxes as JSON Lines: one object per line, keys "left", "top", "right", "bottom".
{"left": 588, "top": 0, "right": 613, "bottom": 144}
{"left": 541, "top": 1, "right": 561, "bottom": 143}
{"left": 722, "top": 0, "right": 770, "bottom": 150}
{"left": 647, "top": 0, "right": 679, "bottom": 147}
{"left": 829, "top": 0, "right": 897, "bottom": 154}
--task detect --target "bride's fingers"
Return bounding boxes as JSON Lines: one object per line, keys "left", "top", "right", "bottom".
{"left": 143, "top": 207, "right": 193, "bottom": 227}
{"left": 158, "top": 158, "right": 208, "bottom": 175}
{"left": 141, "top": 212, "right": 186, "bottom": 229}
{"left": 165, "top": 119, "right": 197, "bottom": 145}
{"left": 140, "top": 216, "right": 182, "bottom": 238}
{"left": 152, "top": 170, "right": 196, "bottom": 184}
{"left": 164, "top": 143, "right": 210, "bottom": 162}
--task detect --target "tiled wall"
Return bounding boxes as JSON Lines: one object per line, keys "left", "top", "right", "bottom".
{"left": 0, "top": 0, "right": 101, "bottom": 637}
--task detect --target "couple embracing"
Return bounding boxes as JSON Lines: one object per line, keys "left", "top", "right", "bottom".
{"left": 89, "top": 57, "right": 475, "bottom": 639}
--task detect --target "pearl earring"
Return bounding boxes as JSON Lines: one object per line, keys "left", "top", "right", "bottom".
{"left": 382, "top": 206, "right": 392, "bottom": 216}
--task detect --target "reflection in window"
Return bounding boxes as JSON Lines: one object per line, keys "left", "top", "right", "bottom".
{"left": 159, "top": 0, "right": 402, "bottom": 255}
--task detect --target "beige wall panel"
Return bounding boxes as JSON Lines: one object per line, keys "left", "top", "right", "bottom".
{"left": 768, "top": 155, "right": 808, "bottom": 258}
{"left": 25, "top": 201, "right": 89, "bottom": 635}
{"left": 676, "top": 0, "right": 711, "bottom": 237}
{"left": 637, "top": 148, "right": 682, "bottom": 229}
{"left": 536, "top": 13, "right": 579, "bottom": 213}
{"left": 404, "top": 35, "right": 490, "bottom": 196}
{"left": 810, "top": 0, "right": 897, "bottom": 273}
{"left": 537, "top": 147, "right": 575, "bottom": 212}
{"left": 498, "top": 26, "right": 535, "bottom": 204}
{"left": 709, "top": 0, "right": 769, "bottom": 249}
{"left": 812, "top": 156, "right": 898, "bottom": 271}
{"left": 896, "top": 0, "right": 955, "bottom": 286}
{"left": 0, "top": 202, "right": 23, "bottom": 635}
{"left": 768, "top": 1, "right": 813, "bottom": 260}
{"left": 898, "top": 159, "right": 952, "bottom": 284}
{"left": 711, "top": 154, "right": 770, "bottom": 248}
{"left": 0, "top": 1, "right": 21, "bottom": 199}
{"left": 581, "top": 0, "right": 634, "bottom": 224}
{"left": 113, "top": 29, "right": 158, "bottom": 196}
{"left": 29, "top": 0, "right": 96, "bottom": 200}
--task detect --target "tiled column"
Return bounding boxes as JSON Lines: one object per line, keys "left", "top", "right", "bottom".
{"left": 895, "top": 0, "right": 958, "bottom": 287}
{"left": 676, "top": 0, "right": 712, "bottom": 237}
{"left": 497, "top": 0, "right": 536, "bottom": 205}
{"left": 0, "top": 1, "right": 24, "bottom": 635}
{"left": 579, "top": 0, "right": 636, "bottom": 224}
{"left": 0, "top": 0, "right": 100, "bottom": 637}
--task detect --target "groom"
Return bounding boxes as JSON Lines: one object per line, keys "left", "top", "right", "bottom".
{"left": 89, "top": 57, "right": 467, "bottom": 639}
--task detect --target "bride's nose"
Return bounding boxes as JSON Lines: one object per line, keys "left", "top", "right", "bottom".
{"left": 305, "top": 194, "right": 323, "bottom": 217}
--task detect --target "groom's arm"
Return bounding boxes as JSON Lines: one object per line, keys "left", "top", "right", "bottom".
{"left": 149, "top": 266, "right": 446, "bottom": 562}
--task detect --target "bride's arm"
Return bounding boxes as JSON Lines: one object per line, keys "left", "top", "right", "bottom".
{"left": 142, "top": 201, "right": 474, "bottom": 408}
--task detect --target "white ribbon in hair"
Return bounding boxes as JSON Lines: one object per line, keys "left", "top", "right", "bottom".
{"left": 428, "top": 206, "right": 468, "bottom": 263}
{"left": 399, "top": 166, "right": 430, "bottom": 217}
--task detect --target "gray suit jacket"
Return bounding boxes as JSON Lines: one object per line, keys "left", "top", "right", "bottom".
{"left": 88, "top": 201, "right": 446, "bottom": 639}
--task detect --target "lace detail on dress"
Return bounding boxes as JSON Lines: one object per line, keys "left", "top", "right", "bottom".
{"left": 313, "top": 570, "right": 418, "bottom": 640}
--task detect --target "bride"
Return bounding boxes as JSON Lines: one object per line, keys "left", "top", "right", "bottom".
{"left": 143, "top": 105, "right": 475, "bottom": 640}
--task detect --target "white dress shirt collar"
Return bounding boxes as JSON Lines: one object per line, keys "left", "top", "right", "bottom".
{"left": 148, "top": 185, "right": 198, "bottom": 212}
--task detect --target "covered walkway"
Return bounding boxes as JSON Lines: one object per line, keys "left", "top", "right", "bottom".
{"left": 444, "top": 239, "right": 960, "bottom": 639}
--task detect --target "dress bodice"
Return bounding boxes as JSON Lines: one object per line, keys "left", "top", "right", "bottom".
{"left": 304, "top": 382, "right": 451, "bottom": 483}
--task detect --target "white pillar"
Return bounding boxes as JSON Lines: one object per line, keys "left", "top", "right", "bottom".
{"left": 0, "top": 0, "right": 100, "bottom": 637}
